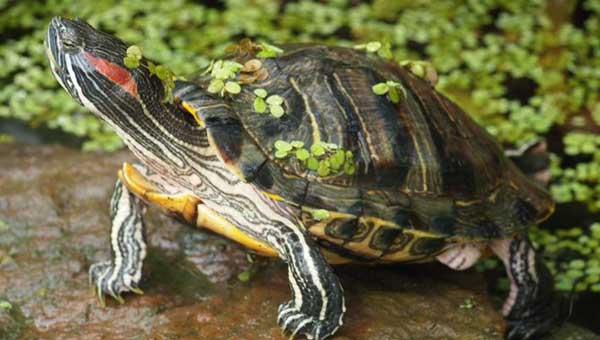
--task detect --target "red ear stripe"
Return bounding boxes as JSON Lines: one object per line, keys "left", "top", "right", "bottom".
{"left": 84, "top": 52, "right": 138, "bottom": 98}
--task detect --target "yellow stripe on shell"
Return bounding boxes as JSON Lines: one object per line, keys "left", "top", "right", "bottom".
{"left": 182, "top": 101, "right": 205, "bottom": 127}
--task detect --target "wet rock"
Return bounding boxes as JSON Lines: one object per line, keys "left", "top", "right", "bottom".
{"left": 1, "top": 144, "right": 512, "bottom": 339}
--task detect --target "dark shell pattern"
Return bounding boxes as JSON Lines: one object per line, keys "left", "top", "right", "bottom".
{"left": 182, "top": 44, "right": 554, "bottom": 262}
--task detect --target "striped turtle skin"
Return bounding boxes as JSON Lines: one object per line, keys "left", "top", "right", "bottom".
{"left": 177, "top": 45, "right": 554, "bottom": 262}
{"left": 46, "top": 17, "right": 559, "bottom": 340}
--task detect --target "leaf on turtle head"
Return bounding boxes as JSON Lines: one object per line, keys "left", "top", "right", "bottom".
{"left": 147, "top": 61, "right": 156, "bottom": 74}
{"left": 155, "top": 65, "right": 170, "bottom": 80}
{"left": 126, "top": 45, "right": 143, "bottom": 59}
{"left": 123, "top": 55, "right": 140, "bottom": 69}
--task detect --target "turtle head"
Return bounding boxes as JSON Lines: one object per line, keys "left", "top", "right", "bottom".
{"left": 45, "top": 17, "right": 167, "bottom": 127}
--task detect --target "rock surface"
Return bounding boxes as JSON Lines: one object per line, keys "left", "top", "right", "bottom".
{"left": 0, "top": 144, "right": 588, "bottom": 339}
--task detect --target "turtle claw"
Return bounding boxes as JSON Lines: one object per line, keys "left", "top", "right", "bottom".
{"left": 89, "top": 260, "right": 141, "bottom": 306}
{"left": 130, "top": 287, "right": 144, "bottom": 295}
{"left": 278, "top": 301, "right": 342, "bottom": 340}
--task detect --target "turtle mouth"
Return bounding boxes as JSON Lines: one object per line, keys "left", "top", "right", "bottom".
{"left": 45, "top": 17, "right": 67, "bottom": 88}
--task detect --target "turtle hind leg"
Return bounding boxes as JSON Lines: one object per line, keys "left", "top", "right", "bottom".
{"left": 490, "top": 235, "right": 558, "bottom": 340}
{"left": 268, "top": 225, "right": 345, "bottom": 339}
{"left": 90, "top": 179, "right": 146, "bottom": 306}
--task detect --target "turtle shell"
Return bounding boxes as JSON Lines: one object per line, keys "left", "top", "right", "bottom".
{"left": 183, "top": 44, "right": 554, "bottom": 261}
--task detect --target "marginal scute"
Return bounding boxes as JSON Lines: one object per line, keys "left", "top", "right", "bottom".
{"left": 369, "top": 227, "right": 402, "bottom": 251}
{"left": 409, "top": 237, "right": 446, "bottom": 257}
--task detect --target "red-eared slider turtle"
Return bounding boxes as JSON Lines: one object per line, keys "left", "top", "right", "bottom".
{"left": 46, "top": 17, "right": 558, "bottom": 340}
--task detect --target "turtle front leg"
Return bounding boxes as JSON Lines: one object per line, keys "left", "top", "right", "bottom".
{"left": 490, "top": 235, "right": 558, "bottom": 340}
{"left": 267, "top": 226, "right": 345, "bottom": 340}
{"left": 89, "top": 179, "right": 146, "bottom": 305}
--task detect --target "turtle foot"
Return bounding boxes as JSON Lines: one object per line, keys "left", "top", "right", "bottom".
{"left": 277, "top": 300, "right": 342, "bottom": 340}
{"left": 506, "top": 314, "right": 556, "bottom": 340}
{"left": 89, "top": 260, "right": 143, "bottom": 306}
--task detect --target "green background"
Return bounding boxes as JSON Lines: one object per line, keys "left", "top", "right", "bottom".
{"left": 1, "top": 0, "right": 599, "bottom": 296}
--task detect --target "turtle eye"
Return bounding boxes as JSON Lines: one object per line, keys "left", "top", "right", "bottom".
{"left": 62, "top": 39, "right": 76, "bottom": 49}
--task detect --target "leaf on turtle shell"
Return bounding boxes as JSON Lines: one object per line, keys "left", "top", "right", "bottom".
{"left": 253, "top": 97, "right": 267, "bottom": 113}
{"left": 270, "top": 104, "right": 285, "bottom": 118}
{"left": 312, "top": 209, "right": 330, "bottom": 221}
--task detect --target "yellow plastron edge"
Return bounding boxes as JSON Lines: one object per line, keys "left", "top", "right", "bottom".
{"left": 118, "top": 162, "right": 278, "bottom": 257}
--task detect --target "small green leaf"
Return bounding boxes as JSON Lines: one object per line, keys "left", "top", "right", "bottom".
{"left": 312, "top": 209, "right": 330, "bottom": 221}
{"left": 386, "top": 80, "right": 401, "bottom": 88}
{"left": 0, "top": 300, "right": 11, "bottom": 311}
{"left": 291, "top": 141, "right": 305, "bottom": 148}
{"left": 296, "top": 148, "right": 310, "bottom": 161}
{"left": 224, "top": 81, "right": 241, "bottom": 94}
{"left": 207, "top": 79, "right": 224, "bottom": 94}
{"left": 270, "top": 105, "right": 285, "bottom": 118}
{"left": 123, "top": 55, "right": 139, "bottom": 69}
{"left": 344, "top": 162, "right": 356, "bottom": 175}
{"left": 274, "top": 140, "right": 292, "bottom": 152}
{"left": 410, "top": 63, "right": 425, "bottom": 78}
{"left": 389, "top": 87, "right": 400, "bottom": 103}
{"left": 317, "top": 160, "right": 331, "bottom": 176}
{"left": 266, "top": 95, "right": 284, "bottom": 105}
{"left": 310, "top": 144, "right": 326, "bottom": 156}
{"left": 330, "top": 150, "right": 345, "bottom": 169}
{"left": 366, "top": 41, "right": 382, "bottom": 53}
{"left": 147, "top": 61, "right": 156, "bottom": 74}
{"left": 155, "top": 65, "right": 170, "bottom": 80}
{"left": 377, "top": 42, "right": 393, "bottom": 60}
{"left": 254, "top": 88, "right": 268, "bottom": 98}
{"left": 237, "top": 269, "right": 252, "bottom": 282}
{"left": 307, "top": 157, "right": 319, "bottom": 170}
{"left": 372, "top": 82, "right": 389, "bottom": 95}
{"left": 253, "top": 97, "right": 267, "bottom": 113}
{"left": 257, "top": 42, "right": 284, "bottom": 58}
{"left": 126, "top": 45, "right": 143, "bottom": 59}
{"left": 275, "top": 150, "right": 288, "bottom": 158}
